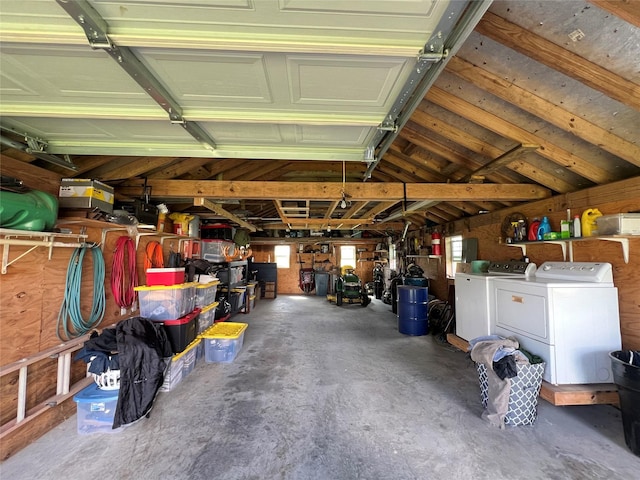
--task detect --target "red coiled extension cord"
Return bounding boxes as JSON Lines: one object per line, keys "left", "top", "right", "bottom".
{"left": 111, "top": 236, "right": 138, "bottom": 314}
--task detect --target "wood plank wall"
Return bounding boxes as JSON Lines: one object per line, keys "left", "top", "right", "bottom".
{"left": 414, "top": 177, "right": 640, "bottom": 351}
{"left": 0, "top": 222, "right": 189, "bottom": 460}
{"left": 251, "top": 241, "right": 378, "bottom": 294}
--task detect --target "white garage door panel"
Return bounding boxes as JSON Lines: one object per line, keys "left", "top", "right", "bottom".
{"left": 0, "top": 45, "right": 157, "bottom": 104}
{"left": 0, "top": 0, "right": 480, "bottom": 160}
{"left": 202, "top": 122, "right": 283, "bottom": 143}
{"left": 288, "top": 56, "right": 409, "bottom": 107}
{"left": 89, "top": 0, "right": 446, "bottom": 43}
{"left": 295, "top": 125, "right": 373, "bottom": 146}
{"left": 4, "top": 117, "right": 195, "bottom": 143}
{"left": 139, "top": 50, "right": 272, "bottom": 103}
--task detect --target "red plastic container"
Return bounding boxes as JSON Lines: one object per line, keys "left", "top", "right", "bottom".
{"left": 158, "top": 308, "right": 200, "bottom": 354}
{"left": 146, "top": 267, "right": 185, "bottom": 286}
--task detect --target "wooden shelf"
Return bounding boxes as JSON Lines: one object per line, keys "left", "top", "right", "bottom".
{"left": 0, "top": 228, "right": 89, "bottom": 274}
{"left": 506, "top": 235, "right": 635, "bottom": 263}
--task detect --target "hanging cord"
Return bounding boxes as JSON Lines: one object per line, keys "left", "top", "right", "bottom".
{"left": 57, "top": 246, "right": 106, "bottom": 341}
{"left": 144, "top": 240, "right": 164, "bottom": 270}
{"left": 111, "top": 236, "right": 138, "bottom": 315}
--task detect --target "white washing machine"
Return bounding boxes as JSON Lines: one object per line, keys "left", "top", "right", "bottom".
{"left": 492, "top": 262, "right": 621, "bottom": 385}
{"left": 454, "top": 261, "right": 536, "bottom": 342}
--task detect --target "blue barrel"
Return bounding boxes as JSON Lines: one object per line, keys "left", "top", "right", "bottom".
{"left": 397, "top": 285, "right": 428, "bottom": 336}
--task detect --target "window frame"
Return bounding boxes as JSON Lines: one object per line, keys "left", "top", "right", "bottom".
{"left": 274, "top": 244, "right": 290, "bottom": 269}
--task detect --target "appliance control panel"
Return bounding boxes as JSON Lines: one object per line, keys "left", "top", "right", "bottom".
{"left": 534, "top": 262, "right": 613, "bottom": 282}
{"left": 487, "top": 261, "right": 537, "bottom": 276}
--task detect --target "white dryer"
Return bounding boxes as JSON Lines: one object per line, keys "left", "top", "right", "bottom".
{"left": 492, "top": 262, "right": 621, "bottom": 385}
{"left": 454, "top": 261, "right": 536, "bottom": 342}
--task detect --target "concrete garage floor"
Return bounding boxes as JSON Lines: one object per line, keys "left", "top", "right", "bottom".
{"left": 2, "top": 296, "right": 639, "bottom": 480}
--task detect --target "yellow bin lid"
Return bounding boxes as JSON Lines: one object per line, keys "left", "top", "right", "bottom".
{"left": 200, "top": 301, "right": 219, "bottom": 314}
{"left": 135, "top": 282, "right": 197, "bottom": 291}
{"left": 200, "top": 322, "right": 247, "bottom": 339}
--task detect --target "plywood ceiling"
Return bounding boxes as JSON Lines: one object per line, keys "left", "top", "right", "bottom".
{"left": 1, "top": 0, "right": 639, "bottom": 233}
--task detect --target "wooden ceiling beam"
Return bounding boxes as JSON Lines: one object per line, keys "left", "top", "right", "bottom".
{"left": 194, "top": 197, "right": 259, "bottom": 232}
{"left": 148, "top": 158, "right": 214, "bottom": 179}
{"left": 119, "top": 180, "right": 550, "bottom": 202}
{"left": 387, "top": 144, "right": 450, "bottom": 179}
{"left": 589, "top": 0, "right": 640, "bottom": 28}
{"left": 460, "top": 143, "right": 540, "bottom": 181}
{"left": 476, "top": 11, "right": 640, "bottom": 111}
{"left": 401, "top": 119, "right": 523, "bottom": 184}
{"left": 412, "top": 107, "right": 576, "bottom": 193}
{"left": 362, "top": 201, "right": 400, "bottom": 218}
{"left": 341, "top": 201, "right": 367, "bottom": 219}
{"left": 383, "top": 152, "right": 445, "bottom": 183}
{"left": 259, "top": 222, "right": 404, "bottom": 231}
{"left": 447, "top": 56, "right": 640, "bottom": 167}
{"left": 427, "top": 87, "right": 616, "bottom": 184}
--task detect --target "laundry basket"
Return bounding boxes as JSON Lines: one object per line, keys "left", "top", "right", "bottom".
{"left": 477, "top": 362, "right": 545, "bottom": 426}
{"left": 88, "top": 356, "right": 120, "bottom": 390}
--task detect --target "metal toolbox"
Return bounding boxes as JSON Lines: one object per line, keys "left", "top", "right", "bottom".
{"left": 596, "top": 213, "right": 640, "bottom": 235}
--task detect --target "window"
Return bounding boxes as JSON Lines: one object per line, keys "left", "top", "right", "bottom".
{"left": 274, "top": 245, "right": 290, "bottom": 268}
{"left": 340, "top": 245, "right": 356, "bottom": 268}
{"left": 446, "top": 235, "right": 463, "bottom": 278}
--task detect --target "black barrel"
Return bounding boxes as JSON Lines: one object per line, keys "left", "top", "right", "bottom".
{"left": 390, "top": 276, "right": 403, "bottom": 314}
{"left": 610, "top": 351, "right": 640, "bottom": 456}
{"left": 397, "top": 285, "right": 428, "bottom": 336}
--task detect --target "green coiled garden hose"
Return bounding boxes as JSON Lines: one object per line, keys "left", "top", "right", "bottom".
{"left": 57, "top": 246, "right": 106, "bottom": 341}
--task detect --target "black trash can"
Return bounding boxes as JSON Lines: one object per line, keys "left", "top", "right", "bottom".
{"left": 610, "top": 350, "right": 640, "bottom": 457}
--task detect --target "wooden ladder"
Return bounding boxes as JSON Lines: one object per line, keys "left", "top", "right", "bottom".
{"left": 1, "top": 334, "right": 93, "bottom": 438}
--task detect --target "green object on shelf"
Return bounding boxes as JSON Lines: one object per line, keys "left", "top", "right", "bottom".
{"left": 543, "top": 231, "right": 561, "bottom": 240}
{"left": 0, "top": 189, "right": 58, "bottom": 231}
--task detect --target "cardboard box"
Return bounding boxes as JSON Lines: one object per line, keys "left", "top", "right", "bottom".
{"left": 59, "top": 179, "right": 114, "bottom": 213}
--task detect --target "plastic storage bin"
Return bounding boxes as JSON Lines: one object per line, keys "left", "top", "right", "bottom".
{"left": 145, "top": 267, "right": 185, "bottom": 286}
{"left": 195, "top": 280, "right": 220, "bottom": 308}
{"left": 181, "top": 339, "right": 200, "bottom": 379}
{"left": 73, "top": 383, "right": 121, "bottom": 434}
{"left": 201, "top": 239, "right": 235, "bottom": 262}
{"left": 200, "top": 322, "right": 248, "bottom": 363}
{"left": 135, "top": 283, "right": 196, "bottom": 320}
{"left": 197, "top": 302, "right": 218, "bottom": 334}
{"left": 159, "top": 354, "right": 185, "bottom": 393}
{"left": 157, "top": 308, "right": 200, "bottom": 354}
{"left": 596, "top": 213, "right": 640, "bottom": 235}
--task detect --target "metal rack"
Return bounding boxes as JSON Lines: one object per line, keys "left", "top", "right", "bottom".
{"left": 0, "top": 229, "right": 89, "bottom": 274}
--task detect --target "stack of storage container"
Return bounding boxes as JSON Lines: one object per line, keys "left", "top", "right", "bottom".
{"left": 194, "top": 278, "right": 220, "bottom": 333}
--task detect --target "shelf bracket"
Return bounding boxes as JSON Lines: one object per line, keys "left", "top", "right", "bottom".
{"left": 597, "top": 237, "right": 630, "bottom": 263}
{"left": 0, "top": 230, "right": 87, "bottom": 274}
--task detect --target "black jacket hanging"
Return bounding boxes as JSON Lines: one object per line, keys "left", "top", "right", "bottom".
{"left": 113, "top": 317, "right": 172, "bottom": 429}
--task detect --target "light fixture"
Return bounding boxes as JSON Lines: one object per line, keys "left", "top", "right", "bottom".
{"left": 327, "top": 225, "right": 331, "bottom": 232}
{"left": 340, "top": 196, "right": 347, "bottom": 209}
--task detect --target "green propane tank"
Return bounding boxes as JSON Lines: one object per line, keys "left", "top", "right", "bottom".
{"left": 0, "top": 189, "right": 59, "bottom": 231}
